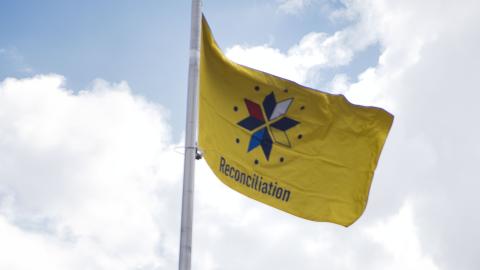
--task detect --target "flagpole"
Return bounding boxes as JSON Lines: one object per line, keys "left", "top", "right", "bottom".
{"left": 178, "top": 0, "right": 202, "bottom": 270}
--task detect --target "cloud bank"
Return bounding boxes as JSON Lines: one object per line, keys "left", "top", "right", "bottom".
{"left": 0, "top": 75, "right": 182, "bottom": 269}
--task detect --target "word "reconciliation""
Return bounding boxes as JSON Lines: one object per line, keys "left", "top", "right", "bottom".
{"left": 219, "top": 156, "right": 291, "bottom": 202}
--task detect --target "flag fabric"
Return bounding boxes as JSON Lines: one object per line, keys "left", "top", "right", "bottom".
{"left": 198, "top": 16, "right": 393, "bottom": 226}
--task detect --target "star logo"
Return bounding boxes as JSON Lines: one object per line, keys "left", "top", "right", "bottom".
{"left": 237, "top": 91, "right": 299, "bottom": 161}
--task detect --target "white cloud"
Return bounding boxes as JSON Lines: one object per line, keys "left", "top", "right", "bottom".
{"left": 226, "top": 1, "right": 378, "bottom": 88}
{"left": 226, "top": 29, "right": 372, "bottom": 87}
{"left": 278, "top": 0, "right": 312, "bottom": 14}
{"left": 337, "top": 1, "right": 480, "bottom": 269}
{"left": 365, "top": 202, "right": 439, "bottom": 270}
{"left": 0, "top": 47, "right": 34, "bottom": 74}
{"left": 329, "top": 73, "right": 350, "bottom": 93}
{"left": 0, "top": 75, "right": 183, "bottom": 269}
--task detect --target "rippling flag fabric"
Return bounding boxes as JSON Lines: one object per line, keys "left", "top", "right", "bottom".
{"left": 198, "top": 16, "right": 393, "bottom": 226}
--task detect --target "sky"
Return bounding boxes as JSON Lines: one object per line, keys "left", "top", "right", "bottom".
{"left": 0, "top": 0, "right": 479, "bottom": 269}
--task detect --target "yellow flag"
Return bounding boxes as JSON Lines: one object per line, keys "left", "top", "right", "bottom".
{"left": 198, "top": 16, "right": 393, "bottom": 226}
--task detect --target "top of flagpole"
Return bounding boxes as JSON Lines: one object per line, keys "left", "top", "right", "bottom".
{"left": 178, "top": 0, "right": 202, "bottom": 270}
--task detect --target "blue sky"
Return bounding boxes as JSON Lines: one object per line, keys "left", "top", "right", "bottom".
{"left": 0, "top": 0, "right": 378, "bottom": 138}
{"left": 2, "top": 1, "right": 480, "bottom": 270}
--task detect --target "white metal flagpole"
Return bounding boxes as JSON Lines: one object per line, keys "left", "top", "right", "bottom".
{"left": 178, "top": 0, "right": 202, "bottom": 270}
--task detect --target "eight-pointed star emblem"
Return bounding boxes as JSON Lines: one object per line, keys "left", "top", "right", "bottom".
{"left": 237, "top": 92, "right": 299, "bottom": 160}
